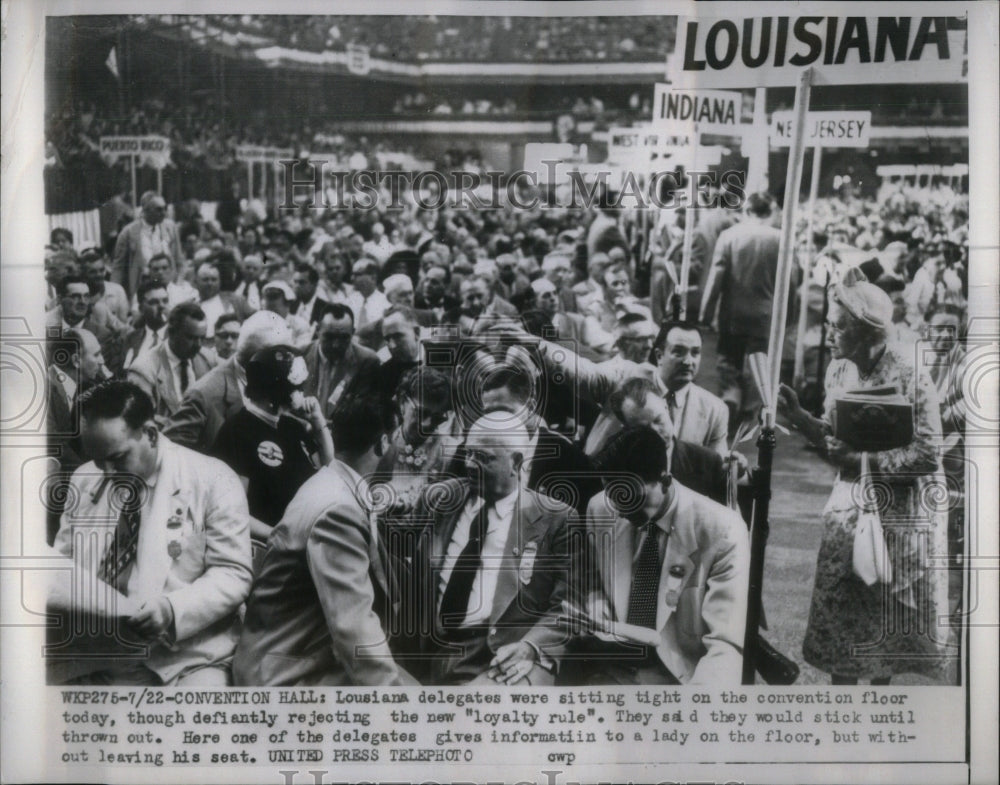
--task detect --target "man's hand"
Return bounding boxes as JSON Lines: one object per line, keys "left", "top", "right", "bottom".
{"left": 725, "top": 450, "right": 750, "bottom": 479}
{"left": 298, "top": 395, "right": 327, "bottom": 432}
{"left": 487, "top": 641, "right": 537, "bottom": 685}
{"left": 130, "top": 597, "right": 174, "bottom": 642}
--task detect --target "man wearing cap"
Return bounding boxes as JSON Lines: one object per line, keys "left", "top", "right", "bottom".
{"left": 112, "top": 191, "right": 183, "bottom": 299}
{"left": 262, "top": 279, "right": 313, "bottom": 349}
{"left": 164, "top": 311, "right": 293, "bottom": 453}
{"left": 212, "top": 345, "right": 333, "bottom": 539}
{"left": 128, "top": 302, "right": 215, "bottom": 424}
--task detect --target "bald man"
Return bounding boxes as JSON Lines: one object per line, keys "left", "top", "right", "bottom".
{"left": 408, "top": 412, "right": 577, "bottom": 686}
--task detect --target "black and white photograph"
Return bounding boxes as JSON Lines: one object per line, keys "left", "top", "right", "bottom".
{"left": 1, "top": 1, "right": 997, "bottom": 783}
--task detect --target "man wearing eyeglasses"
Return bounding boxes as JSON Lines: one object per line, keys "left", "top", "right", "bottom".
{"left": 212, "top": 314, "right": 242, "bottom": 363}
{"left": 46, "top": 275, "right": 127, "bottom": 375}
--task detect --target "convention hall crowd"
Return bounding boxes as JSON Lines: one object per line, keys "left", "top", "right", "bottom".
{"left": 44, "top": 154, "right": 969, "bottom": 688}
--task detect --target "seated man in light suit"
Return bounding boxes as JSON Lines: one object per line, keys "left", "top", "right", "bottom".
{"left": 408, "top": 412, "right": 576, "bottom": 686}
{"left": 233, "top": 398, "right": 415, "bottom": 686}
{"left": 580, "top": 425, "right": 749, "bottom": 685}
{"left": 51, "top": 381, "right": 252, "bottom": 685}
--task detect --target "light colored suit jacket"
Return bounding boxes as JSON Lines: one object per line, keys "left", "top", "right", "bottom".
{"left": 163, "top": 356, "right": 244, "bottom": 453}
{"left": 53, "top": 436, "right": 252, "bottom": 683}
{"left": 127, "top": 343, "right": 215, "bottom": 422}
{"left": 585, "top": 483, "right": 749, "bottom": 685}
{"left": 112, "top": 217, "right": 183, "bottom": 298}
{"left": 233, "top": 461, "right": 408, "bottom": 686}
{"left": 674, "top": 383, "right": 730, "bottom": 456}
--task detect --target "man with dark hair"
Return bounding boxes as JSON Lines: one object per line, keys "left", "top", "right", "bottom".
{"left": 233, "top": 395, "right": 416, "bottom": 686}
{"left": 472, "top": 363, "right": 600, "bottom": 517}
{"left": 374, "top": 306, "right": 424, "bottom": 415}
{"left": 291, "top": 263, "right": 335, "bottom": 326}
{"left": 163, "top": 311, "right": 293, "bottom": 453}
{"left": 51, "top": 380, "right": 252, "bottom": 685}
{"left": 127, "top": 302, "right": 215, "bottom": 423}
{"left": 700, "top": 191, "right": 781, "bottom": 430}
{"left": 124, "top": 280, "right": 170, "bottom": 368}
{"left": 581, "top": 425, "right": 749, "bottom": 685}
{"left": 303, "top": 306, "right": 380, "bottom": 419}
{"left": 533, "top": 318, "right": 729, "bottom": 456}
{"left": 81, "top": 247, "right": 131, "bottom": 324}
{"left": 46, "top": 274, "right": 127, "bottom": 375}
{"left": 212, "top": 314, "right": 241, "bottom": 362}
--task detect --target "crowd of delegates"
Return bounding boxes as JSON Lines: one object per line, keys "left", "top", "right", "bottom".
{"left": 181, "top": 15, "right": 675, "bottom": 63}
{"left": 45, "top": 173, "right": 967, "bottom": 687}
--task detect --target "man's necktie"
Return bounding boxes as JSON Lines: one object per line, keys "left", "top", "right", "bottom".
{"left": 97, "top": 485, "right": 142, "bottom": 594}
{"left": 150, "top": 329, "right": 159, "bottom": 347}
{"left": 667, "top": 391, "right": 679, "bottom": 426}
{"left": 179, "top": 358, "right": 190, "bottom": 393}
{"left": 625, "top": 524, "right": 662, "bottom": 629}
{"left": 439, "top": 502, "right": 490, "bottom": 629}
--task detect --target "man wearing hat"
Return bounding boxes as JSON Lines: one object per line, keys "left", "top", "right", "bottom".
{"left": 261, "top": 279, "right": 313, "bottom": 349}
{"left": 212, "top": 345, "right": 333, "bottom": 539}
{"left": 112, "top": 191, "right": 183, "bottom": 299}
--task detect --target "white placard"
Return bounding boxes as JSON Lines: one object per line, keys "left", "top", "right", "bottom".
{"left": 770, "top": 110, "right": 872, "bottom": 147}
{"left": 652, "top": 83, "right": 743, "bottom": 131}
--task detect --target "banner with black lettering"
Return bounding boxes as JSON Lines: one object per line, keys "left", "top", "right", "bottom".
{"left": 670, "top": 15, "right": 967, "bottom": 87}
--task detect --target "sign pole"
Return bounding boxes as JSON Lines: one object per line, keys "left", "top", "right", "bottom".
{"left": 248, "top": 162, "right": 254, "bottom": 203}
{"left": 793, "top": 145, "right": 823, "bottom": 387}
{"left": 742, "top": 66, "right": 813, "bottom": 685}
{"left": 746, "top": 87, "right": 769, "bottom": 193}
{"left": 678, "top": 130, "right": 699, "bottom": 319}
{"left": 130, "top": 154, "right": 138, "bottom": 208}
{"left": 156, "top": 165, "right": 163, "bottom": 197}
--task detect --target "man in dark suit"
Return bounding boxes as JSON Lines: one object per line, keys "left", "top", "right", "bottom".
{"left": 233, "top": 398, "right": 415, "bottom": 686}
{"left": 291, "top": 264, "right": 335, "bottom": 327}
{"left": 163, "top": 311, "right": 292, "bottom": 453}
{"left": 303, "top": 306, "right": 381, "bottom": 418}
{"left": 409, "top": 413, "right": 576, "bottom": 686}
{"left": 123, "top": 280, "right": 170, "bottom": 369}
{"left": 127, "top": 303, "right": 215, "bottom": 425}
{"left": 46, "top": 328, "right": 111, "bottom": 541}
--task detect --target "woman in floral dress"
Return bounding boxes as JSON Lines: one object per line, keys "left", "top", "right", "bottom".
{"left": 778, "top": 267, "right": 951, "bottom": 684}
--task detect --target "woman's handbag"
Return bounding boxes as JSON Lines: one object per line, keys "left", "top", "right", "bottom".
{"left": 852, "top": 452, "right": 894, "bottom": 585}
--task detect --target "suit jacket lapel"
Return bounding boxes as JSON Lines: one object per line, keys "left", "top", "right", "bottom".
{"left": 490, "top": 487, "right": 544, "bottom": 623}
{"left": 133, "top": 439, "right": 179, "bottom": 600}
{"left": 655, "top": 490, "right": 697, "bottom": 631}
{"left": 431, "top": 481, "right": 472, "bottom": 572}
{"left": 155, "top": 345, "right": 180, "bottom": 412}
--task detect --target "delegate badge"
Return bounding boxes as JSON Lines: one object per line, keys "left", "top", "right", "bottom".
{"left": 518, "top": 541, "right": 538, "bottom": 585}
{"left": 167, "top": 540, "right": 182, "bottom": 560}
